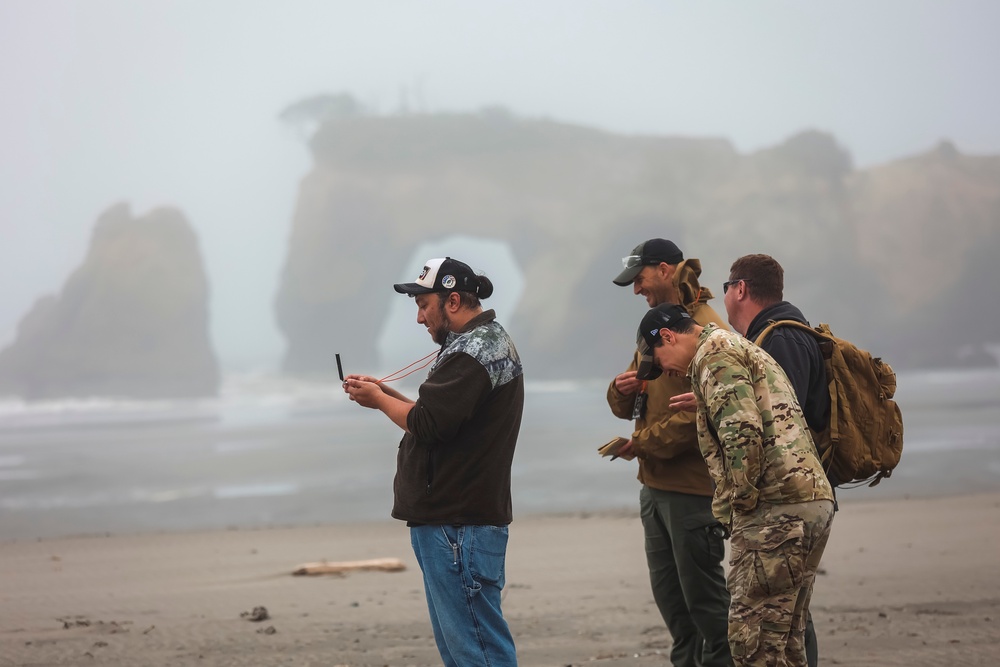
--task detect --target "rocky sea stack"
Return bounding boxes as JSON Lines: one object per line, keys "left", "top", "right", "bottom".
{"left": 0, "top": 204, "right": 219, "bottom": 400}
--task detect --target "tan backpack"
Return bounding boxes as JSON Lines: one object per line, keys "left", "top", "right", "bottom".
{"left": 755, "top": 320, "right": 904, "bottom": 487}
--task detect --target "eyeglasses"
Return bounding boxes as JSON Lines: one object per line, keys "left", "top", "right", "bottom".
{"left": 722, "top": 278, "right": 750, "bottom": 294}
{"left": 622, "top": 255, "right": 646, "bottom": 269}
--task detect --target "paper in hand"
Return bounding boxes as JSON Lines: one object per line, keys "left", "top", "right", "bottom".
{"left": 598, "top": 436, "right": 634, "bottom": 461}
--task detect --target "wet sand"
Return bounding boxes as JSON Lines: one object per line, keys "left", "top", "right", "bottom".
{"left": 1, "top": 492, "right": 998, "bottom": 666}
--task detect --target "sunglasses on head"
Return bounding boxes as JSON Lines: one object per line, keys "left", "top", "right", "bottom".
{"left": 622, "top": 254, "right": 651, "bottom": 269}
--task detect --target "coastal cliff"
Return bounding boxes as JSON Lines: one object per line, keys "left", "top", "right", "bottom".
{"left": 275, "top": 111, "right": 1000, "bottom": 378}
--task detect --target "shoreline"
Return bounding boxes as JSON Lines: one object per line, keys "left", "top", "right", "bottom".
{"left": 4, "top": 363, "right": 999, "bottom": 546}
{"left": 2, "top": 492, "right": 998, "bottom": 666}
{"left": 1, "top": 477, "right": 995, "bottom": 546}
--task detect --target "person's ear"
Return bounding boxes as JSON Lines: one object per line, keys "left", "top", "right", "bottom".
{"left": 660, "top": 328, "right": 673, "bottom": 346}
{"left": 445, "top": 292, "right": 461, "bottom": 312}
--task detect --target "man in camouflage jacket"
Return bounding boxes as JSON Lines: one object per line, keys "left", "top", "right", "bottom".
{"left": 636, "top": 303, "right": 834, "bottom": 667}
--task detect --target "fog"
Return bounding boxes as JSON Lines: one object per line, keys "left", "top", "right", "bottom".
{"left": 2, "top": 0, "right": 999, "bottom": 372}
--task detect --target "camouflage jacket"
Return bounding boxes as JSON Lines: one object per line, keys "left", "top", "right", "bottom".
{"left": 689, "top": 324, "right": 833, "bottom": 526}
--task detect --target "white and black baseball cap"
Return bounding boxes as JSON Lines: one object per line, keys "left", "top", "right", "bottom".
{"left": 393, "top": 257, "right": 482, "bottom": 296}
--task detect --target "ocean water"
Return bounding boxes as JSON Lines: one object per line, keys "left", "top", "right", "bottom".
{"left": 1, "top": 368, "right": 999, "bottom": 541}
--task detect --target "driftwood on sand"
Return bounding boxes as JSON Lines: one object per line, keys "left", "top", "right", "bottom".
{"left": 292, "top": 557, "right": 406, "bottom": 576}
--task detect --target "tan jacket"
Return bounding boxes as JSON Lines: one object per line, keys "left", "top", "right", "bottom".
{"left": 606, "top": 259, "right": 728, "bottom": 497}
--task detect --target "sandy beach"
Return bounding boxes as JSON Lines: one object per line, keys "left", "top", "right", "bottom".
{"left": 1, "top": 492, "right": 998, "bottom": 667}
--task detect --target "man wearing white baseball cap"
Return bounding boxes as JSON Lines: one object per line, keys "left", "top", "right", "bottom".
{"left": 345, "top": 256, "right": 524, "bottom": 666}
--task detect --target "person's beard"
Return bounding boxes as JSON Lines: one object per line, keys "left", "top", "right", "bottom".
{"left": 431, "top": 301, "right": 451, "bottom": 345}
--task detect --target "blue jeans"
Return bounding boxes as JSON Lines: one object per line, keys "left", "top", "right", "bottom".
{"left": 410, "top": 524, "right": 517, "bottom": 667}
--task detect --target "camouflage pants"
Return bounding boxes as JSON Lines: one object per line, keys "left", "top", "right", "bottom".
{"left": 727, "top": 499, "right": 835, "bottom": 667}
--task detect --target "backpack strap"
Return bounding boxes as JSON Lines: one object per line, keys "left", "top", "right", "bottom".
{"left": 752, "top": 319, "right": 820, "bottom": 346}
{"left": 752, "top": 318, "right": 838, "bottom": 470}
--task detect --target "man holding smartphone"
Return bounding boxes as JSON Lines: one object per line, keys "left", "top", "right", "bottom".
{"left": 344, "top": 257, "right": 523, "bottom": 667}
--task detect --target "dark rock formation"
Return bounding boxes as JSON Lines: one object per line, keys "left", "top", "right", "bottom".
{"left": 0, "top": 204, "right": 219, "bottom": 399}
{"left": 275, "top": 111, "right": 1000, "bottom": 379}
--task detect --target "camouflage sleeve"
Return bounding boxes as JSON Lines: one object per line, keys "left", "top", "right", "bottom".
{"left": 698, "top": 354, "right": 763, "bottom": 514}
{"left": 695, "top": 405, "right": 733, "bottom": 525}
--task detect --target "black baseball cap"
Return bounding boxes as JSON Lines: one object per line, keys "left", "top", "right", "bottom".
{"left": 613, "top": 238, "right": 684, "bottom": 286}
{"left": 393, "top": 257, "right": 480, "bottom": 296}
{"left": 635, "top": 304, "right": 692, "bottom": 380}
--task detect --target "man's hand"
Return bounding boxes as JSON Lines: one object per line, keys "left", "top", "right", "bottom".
{"left": 611, "top": 439, "right": 636, "bottom": 461}
{"left": 669, "top": 391, "right": 697, "bottom": 412}
{"left": 343, "top": 373, "right": 380, "bottom": 388}
{"left": 614, "top": 370, "right": 641, "bottom": 396}
{"left": 344, "top": 378, "right": 384, "bottom": 409}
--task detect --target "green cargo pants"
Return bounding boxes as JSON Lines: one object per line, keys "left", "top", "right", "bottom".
{"left": 640, "top": 486, "right": 733, "bottom": 667}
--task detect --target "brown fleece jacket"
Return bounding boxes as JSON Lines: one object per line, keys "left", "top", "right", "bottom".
{"left": 606, "top": 259, "right": 729, "bottom": 497}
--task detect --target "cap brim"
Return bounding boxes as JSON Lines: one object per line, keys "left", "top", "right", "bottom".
{"left": 393, "top": 283, "right": 435, "bottom": 295}
{"left": 613, "top": 265, "right": 643, "bottom": 286}
{"left": 635, "top": 338, "right": 663, "bottom": 381}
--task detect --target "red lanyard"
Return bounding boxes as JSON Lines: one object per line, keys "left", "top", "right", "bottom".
{"left": 377, "top": 350, "right": 439, "bottom": 383}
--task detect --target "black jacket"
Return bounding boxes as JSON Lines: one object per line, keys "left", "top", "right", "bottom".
{"left": 745, "top": 301, "right": 830, "bottom": 434}
{"left": 393, "top": 310, "right": 524, "bottom": 526}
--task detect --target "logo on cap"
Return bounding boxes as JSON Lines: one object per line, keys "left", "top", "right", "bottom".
{"left": 418, "top": 266, "right": 431, "bottom": 280}
{"left": 441, "top": 275, "right": 456, "bottom": 289}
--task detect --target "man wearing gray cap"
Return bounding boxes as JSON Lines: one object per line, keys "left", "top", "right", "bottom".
{"left": 607, "top": 239, "right": 733, "bottom": 667}
{"left": 345, "top": 257, "right": 523, "bottom": 667}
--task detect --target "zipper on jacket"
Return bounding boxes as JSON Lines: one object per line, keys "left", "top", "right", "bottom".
{"left": 425, "top": 447, "right": 434, "bottom": 494}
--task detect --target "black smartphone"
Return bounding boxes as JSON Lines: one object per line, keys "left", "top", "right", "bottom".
{"left": 336, "top": 353, "right": 345, "bottom": 382}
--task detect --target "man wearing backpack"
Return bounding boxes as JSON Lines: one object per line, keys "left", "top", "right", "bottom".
{"left": 607, "top": 238, "right": 733, "bottom": 667}
{"left": 637, "top": 303, "right": 835, "bottom": 667}
{"left": 722, "top": 255, "right": 829, "bottom": 449}
{"left": 722, "top": 253, "right": 829, "bottom": 667}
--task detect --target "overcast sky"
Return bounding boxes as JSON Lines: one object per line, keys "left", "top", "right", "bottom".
{"left": 2, "top": 0, "right": 998, "bottom": 370}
